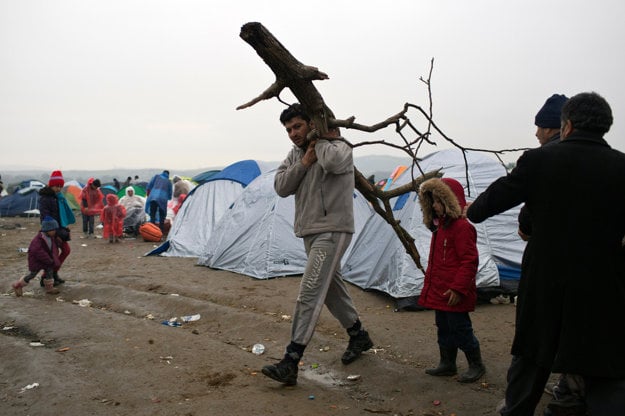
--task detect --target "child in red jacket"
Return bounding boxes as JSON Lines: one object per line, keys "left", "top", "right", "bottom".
{"left": 12, "top": 216, "right": 61, "bottom": 296}
{"left": 101, "top": 194, "right": 126, "bottom": 243}
{"left": 417, "top": 177, "right": 486, "bottom": 383}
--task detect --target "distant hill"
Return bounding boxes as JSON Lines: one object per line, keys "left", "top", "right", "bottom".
{"left": 0, "top": 155, "right": 412, "bottom": 192}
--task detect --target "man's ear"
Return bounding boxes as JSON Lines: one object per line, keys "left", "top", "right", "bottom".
{"left": 561, "top": 119, "right": 573, "bottom": 139}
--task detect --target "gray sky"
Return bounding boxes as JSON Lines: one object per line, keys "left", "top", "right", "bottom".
{"left": 2, "top": 0, "right": 624, "bottom": 171}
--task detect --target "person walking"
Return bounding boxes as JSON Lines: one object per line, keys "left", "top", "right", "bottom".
{"left": 467, "top": 92, "right": 625, "bottom": 416}
{"left": 38, "top": 170, "right": 75, "bottom": 286}
{"left": 12, "top": 216, "right": 62, "bottom": 296}
{"left": 262, "top": 104, "right": 373, "bottom": 386}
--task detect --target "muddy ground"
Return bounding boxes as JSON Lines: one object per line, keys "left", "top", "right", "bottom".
{"left": 0, "top": 216, "right": 552, "bottom": 415}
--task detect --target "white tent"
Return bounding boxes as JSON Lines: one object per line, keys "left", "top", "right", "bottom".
{"left": 198, "top": 169, "right": 375, "bottom": 278}
{"left": 342, "top": 149, "right": 525, "bottom": 298}
{"left": 153, "top": 160, "right": 273, "bottom": 258}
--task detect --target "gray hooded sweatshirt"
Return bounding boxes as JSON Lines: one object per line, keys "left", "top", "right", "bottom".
{"left": 274, "top": 138, "right": 355, "bottom": 238}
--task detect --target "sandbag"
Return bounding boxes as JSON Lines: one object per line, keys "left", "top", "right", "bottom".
{"left": 139, "top": 222, "right": 162, "bottom": 242}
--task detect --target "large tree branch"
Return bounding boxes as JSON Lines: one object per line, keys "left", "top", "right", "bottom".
{"left": 238, "top": 22, "right": 433, "bottom": 273}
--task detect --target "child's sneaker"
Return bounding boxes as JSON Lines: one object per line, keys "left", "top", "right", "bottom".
{"left": 12, "top": 277, "right": 28, "bottom": 297}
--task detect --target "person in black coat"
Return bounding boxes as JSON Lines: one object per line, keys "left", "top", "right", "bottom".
{"left": 467, "top": 92, "right": 625, "bottom": 416}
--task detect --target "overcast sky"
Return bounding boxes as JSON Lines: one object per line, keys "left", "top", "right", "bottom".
{"left": 1, "top": 0, "right": 624, "bottom": 172}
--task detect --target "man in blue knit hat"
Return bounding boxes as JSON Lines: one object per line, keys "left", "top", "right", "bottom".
{"left": 534, "top": 93, "right": 568, "bottom": 147}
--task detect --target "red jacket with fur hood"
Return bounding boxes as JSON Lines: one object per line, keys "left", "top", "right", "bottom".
{"left": 417, "top": 177, "right": 478, "bottom": 312}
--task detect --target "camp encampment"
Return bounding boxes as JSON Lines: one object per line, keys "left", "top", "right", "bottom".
{"left": 148, "top": 150, "right": 524, "bottom": 304}
{"left": 149, "top": 159, "right": 274, "bottom": 258}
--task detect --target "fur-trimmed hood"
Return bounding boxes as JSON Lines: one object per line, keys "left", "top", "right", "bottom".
{"left": 418, "top": 177, "right": 467, "bottom": 229}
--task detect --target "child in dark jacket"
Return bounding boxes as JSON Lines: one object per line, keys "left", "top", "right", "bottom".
{"left": 38, "top": 169, "right": 75, "bottom": 286}
{"left": 12, "top": 217, "right": 61, "bottom": 296}
{"left": 417, "top": 177, "right": 486, "bottom": 383}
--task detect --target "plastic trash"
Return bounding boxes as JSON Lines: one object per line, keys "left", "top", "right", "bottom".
{"left": 251, "top": 344, "right": 265, "bottom": 355}
{"left": 19, "top": 382, "right": 39, "bottom": 393}
{"left": 75, "top": 299, "right": 92, "bottom": 307}
{"left": 181, "top": 314, "right": 201, "bottom": 322}
{"left": 161, "top": 320, "right": 182, "bottom": 327}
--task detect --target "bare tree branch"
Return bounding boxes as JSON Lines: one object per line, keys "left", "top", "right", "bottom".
{"left": 237, "top": 22, "right": 529, "bottom": 276}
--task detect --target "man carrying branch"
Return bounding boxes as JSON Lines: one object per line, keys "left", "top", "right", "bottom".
{"left": 262, "top": 104, "right": 374, "bottom": 385}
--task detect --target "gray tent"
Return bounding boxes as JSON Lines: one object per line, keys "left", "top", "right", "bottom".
{"left": 198, "top": 169, "right": 375, "bottom": 278}
{"left": 150, "top": 160, "right": 273, "bottom": 258}
{"left": 342, "top": 149, "right": 524, "bottom": 299}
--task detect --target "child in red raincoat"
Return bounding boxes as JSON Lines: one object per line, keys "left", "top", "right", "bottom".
{"left": 101, "top": 194, "right": 126, "bottom": 243}
{"left": 417, "top": 177, "right": 486, "bottom": 383}
{"left": 79, "top": 178, "right": 104, "bottom": 238}
{"left": 12, "top": 216, "right": 62, "bottom": 296}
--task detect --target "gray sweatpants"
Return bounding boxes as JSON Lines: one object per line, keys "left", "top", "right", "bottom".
{"left": 291, "top": 232, "right": 359, "bottom": 346}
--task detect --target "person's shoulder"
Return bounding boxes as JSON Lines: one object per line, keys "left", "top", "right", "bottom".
{"left": 452, "top": 217, "right": 477, "bottom": 233}
{"left": 39, "top": 187, "right": 55, "bottom": 197}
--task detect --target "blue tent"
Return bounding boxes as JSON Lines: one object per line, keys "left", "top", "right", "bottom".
{"left": 0, "top": 180, "right": 45, "bottom": 217}
{"left": 191, "top": 170, "right": 220, "bottom": 185}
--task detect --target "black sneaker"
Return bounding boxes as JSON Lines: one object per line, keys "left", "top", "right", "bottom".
{"left": 262, "top": 358, "right": 298, "bottom": 385}
{"left": 342, "top": 330, "right": 373, "bottom": 364}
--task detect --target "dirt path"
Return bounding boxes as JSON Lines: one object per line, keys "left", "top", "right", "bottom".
{"left": 0, "top": 216, "right": 551, "bottom": 415}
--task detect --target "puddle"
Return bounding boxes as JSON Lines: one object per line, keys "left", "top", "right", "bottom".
{"left": 300, "top": 368, "right": 343, "bottom": 387}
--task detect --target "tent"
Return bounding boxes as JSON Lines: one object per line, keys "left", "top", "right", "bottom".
{"left": 197, "top": 169, "right": 375, "bottom": 278}
{"left": 116, "top": 184, "right": 146, "bottom": 198}
{"left": 149, "top": 160, "right": 274, "bottom": 258}
{"left": 342, "top": 149, "right": 525, "bottom": 300}
{"left": 62, "top": 180, "right": 84, "bottom": 211}
{"left": 191, "top": 170, "right": 220, "bottom": 185}
{"left": 0, "top": 180, "right": 45, "bottom": 217}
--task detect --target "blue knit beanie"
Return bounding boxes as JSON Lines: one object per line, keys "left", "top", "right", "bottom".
{"left": 41, "top": 216, "right": 59, "bottom": 232}
{"left": 535, "top": 94, "right": 568, "bottom": 128}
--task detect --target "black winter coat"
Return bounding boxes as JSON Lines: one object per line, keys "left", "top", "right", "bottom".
{"left": 38, "top": 187, "right": 60, "bottom": 222}
{"left": 467, "top": 132, "right": 625, "bottom": 378}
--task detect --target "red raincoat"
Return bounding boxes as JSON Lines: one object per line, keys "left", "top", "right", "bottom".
{"left": 79, "top": 178, "right": 104, "bottom": 216}
{"left": 101, "top": 194, "right": 126, "bottom": 239}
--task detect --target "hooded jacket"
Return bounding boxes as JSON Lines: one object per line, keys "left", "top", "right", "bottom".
{"left": 101, "top": 194, "right": 126, "bottom": 239}
{"left": 145, "top": 171, "right": 173, "bottom": 214}
{"left": 417, "top": 177, "right": 478, "bottom": 312}
{"left": 28, "top": 231, "right": 61, "bottom": 272}
{"left": 80, "top": 178, "right": 104, "bottom": 216}
{"left": 274, "top": 138, "right": 354, "bottom": 237}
